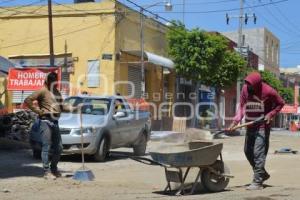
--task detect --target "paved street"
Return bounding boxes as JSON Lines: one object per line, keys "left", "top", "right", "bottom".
{"left": 1, "top": 130, "right": 300, "bottom": 200}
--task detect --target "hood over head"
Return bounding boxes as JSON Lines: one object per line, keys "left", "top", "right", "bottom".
{"left": 244, "top": 72, "right": 262, "bottom": 95}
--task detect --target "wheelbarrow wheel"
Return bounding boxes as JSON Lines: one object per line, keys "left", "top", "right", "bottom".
{"left": 201, "top": 160, "right": 230, "bottom": 193}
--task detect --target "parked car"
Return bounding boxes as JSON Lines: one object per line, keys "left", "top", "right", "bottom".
{"left": 30, "top": 95, "right": 151, "bottom": 161}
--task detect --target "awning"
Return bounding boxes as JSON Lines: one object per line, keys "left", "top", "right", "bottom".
{"left": 121, "top": 50, "right": 174, "bottom": 69}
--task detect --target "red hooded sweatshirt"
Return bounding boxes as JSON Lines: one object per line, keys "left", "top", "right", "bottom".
{"left": 233, "top": 72, "right": 285, "bottom": 128}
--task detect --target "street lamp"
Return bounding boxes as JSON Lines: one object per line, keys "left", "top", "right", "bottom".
{"left": 140, "top": 1, "right": 172, "bottom": 98}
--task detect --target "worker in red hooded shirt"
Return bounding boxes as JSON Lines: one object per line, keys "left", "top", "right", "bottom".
{"left": 228, "top": 72, "right": 284, "bottom": 190}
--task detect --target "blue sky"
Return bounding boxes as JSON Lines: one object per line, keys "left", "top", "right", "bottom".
{"left": 1, "top": 0, "right": 300, "bottom": 67}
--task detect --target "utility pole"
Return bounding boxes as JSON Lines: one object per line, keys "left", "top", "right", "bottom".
{"left": 226, "top": 0, "right": 257, "bottom": 118}
{"left": 182, "top": 0, "right": 185, "bottom": 23}
{"left": 237, "top": 0, "right": 244, "bottom": 116}
{"left": 139, "top": 1, "right": 173, "bottom": 98}
{"left": 140, "top": 7, "right": 145, "bottom": 98}
{"left": 48, "top": 0, "right": 55, "bottom": 67}
{"left": 238, "top": 0, "right": 244, "bottom": 53}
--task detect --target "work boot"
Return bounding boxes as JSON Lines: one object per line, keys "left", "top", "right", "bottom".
{"left": 51, "top": 170, "right": 62, "bottom": 178}
{"left": 44, "top": 171, "right": 57, "bottom": 180}
{"left": 246, "top": 182, "right": 263, "bottom": 190}
{"left": 262, "top": 172, "right": 270, "bottom": 182}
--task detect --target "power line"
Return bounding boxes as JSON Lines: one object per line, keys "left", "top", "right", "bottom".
{"left": 0, "top": 0, "right": 46, "bottom": 15}
{"left": 281, "top": 52, "right": 300, "bottom": 55}
{"left": 0, "top": 21, "right": 105, "bottom": 49}
{"left": 140, "top": 0, "right": 239, "bottom": 7}
{"left": 0, "top": 5, "right": 45, "bottom": 27}
{"left": 154, "top": 0, "right": 288, "bottom": 14}
{"left": 262, "top": 3, "right": 300, "bottom": 37}
{"left": 0, "top": 0, "right": 17, "bottom": 5}
{"left": 244, "top": 1, "right": 298, "bottom": 41}
{"left": 119, "top": 0, "right": 177, "bottom": 26}
{"left": 0, "top": 17, "right": 102, "bottom": 44}
{"left": 52, "top": 0, "right": 116, "bottom": 14}
{"left": 272, "top": 3, "right": 300, "bottom": 33}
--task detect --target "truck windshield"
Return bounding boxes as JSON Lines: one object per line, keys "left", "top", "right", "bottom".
{"left": 63, "top": 97, "right": 111, "bottom": 115}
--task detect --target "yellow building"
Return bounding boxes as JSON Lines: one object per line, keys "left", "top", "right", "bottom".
{"left": 0, "top": 0, "right": 175, "bottom": 116}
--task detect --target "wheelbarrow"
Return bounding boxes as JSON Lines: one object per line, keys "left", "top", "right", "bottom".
{"left": 125, "top": 141, "right": 231, "bottom": 195}
{"left": 125, "top": 117, "right": 267, "bottom": 195}
{"left": 148, "top": 141, "right": 231, "bottom": 195}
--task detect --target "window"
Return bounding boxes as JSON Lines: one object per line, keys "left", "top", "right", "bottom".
{"left": 87, "top": 60, "right": 100, "bottom": 88}
{"left": 63, "top": 97, "right": 83, "bottom": 107}
{"left": 83, "top": 98, "right": 111, "bottom": 115}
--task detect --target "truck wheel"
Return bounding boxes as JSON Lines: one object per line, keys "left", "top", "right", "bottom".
{"left": 201, "top": 160, "right": 230, "bottom": 193}
{"left": 133, "top": 133, "right": 147, "bottom": 156}
{"left": 94, "top": 136, "right": 109, "bottom": 162}
{"left": 32, "top": 149, "right": 41, "bottom": 159}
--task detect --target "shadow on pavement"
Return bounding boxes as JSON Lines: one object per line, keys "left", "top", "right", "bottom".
{"left": 0, "top": 150, "right": 43, "bottom": 179}
{"left": 152, "top": 188, "right": 232, "bottom": 196}
{"left": 60, "top": 151, "right": 150, "bottom": 163}
{"left": 231, "top": 184, "right": 274, "bottom": 189}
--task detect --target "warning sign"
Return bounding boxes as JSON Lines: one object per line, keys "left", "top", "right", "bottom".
{"left": 7, "top": 68, "right": 60, "bottom": 91}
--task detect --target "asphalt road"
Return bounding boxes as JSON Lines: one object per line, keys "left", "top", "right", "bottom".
{"left": 0, "top": 130, "right": 300, "bottom": 200}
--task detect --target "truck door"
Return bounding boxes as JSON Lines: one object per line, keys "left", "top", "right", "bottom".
{"left": 113, "top": 99, "right": 134, "bottom": 146}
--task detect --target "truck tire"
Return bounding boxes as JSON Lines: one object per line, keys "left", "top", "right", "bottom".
{"left": 93, "top": 136, "right": 109, "bottom": 162}
{"left": 133, "top": 133, "right": 147, "bottom": 156}
{"left": 201, "top": 160, "right": 230, "bottom": 193}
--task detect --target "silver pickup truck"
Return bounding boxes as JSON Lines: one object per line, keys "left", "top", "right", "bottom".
{"left": 59, "top": 95, "right": 151, "bottom": 161}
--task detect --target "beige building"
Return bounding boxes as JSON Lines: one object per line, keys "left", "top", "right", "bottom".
{"left": 0, "top": 0, "right": 175, "bottom": 114}
{"left": 223, "top": 27, "right": 280, "bottom": 76}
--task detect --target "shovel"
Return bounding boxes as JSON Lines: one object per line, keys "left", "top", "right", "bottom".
{"left": 213, "top": 116, "right": 267, "bottom": 139}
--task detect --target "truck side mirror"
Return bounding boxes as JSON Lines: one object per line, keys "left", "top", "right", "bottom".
{"left": 113, "top": 111, "right": 126, "bottom": 119}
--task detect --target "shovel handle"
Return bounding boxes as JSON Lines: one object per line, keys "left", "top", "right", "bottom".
{"left": 232, "top": 116, "right": 267, "bottom": 131}
{"left": 214, "top": 117, "right": 267, "bottom": 137}
{"left": 231, "top": 121, "right": 255, "bottom": 130}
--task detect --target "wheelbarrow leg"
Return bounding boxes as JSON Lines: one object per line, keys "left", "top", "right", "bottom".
{"left": 175, "top": 167, "right": 190, "bottom": 196}
{"left": 164, "top": 167, "right": 172, "bottom": 193}
{"left": 190, "top": 167, "right": 202, "bottom": 195}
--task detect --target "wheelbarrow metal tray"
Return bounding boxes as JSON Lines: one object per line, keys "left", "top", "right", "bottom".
{"left": 149, "top": 141, "right": 223, "bottom": 168}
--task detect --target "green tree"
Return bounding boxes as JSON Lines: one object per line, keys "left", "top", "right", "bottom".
{"left": 260, "top": 70, "right": 293, "bottom": 104}
{"left": 279, "top": 87, "right": 294, "bottom": 104}
{"left": 167, "top": 22, "right": 247, "bottom": 128}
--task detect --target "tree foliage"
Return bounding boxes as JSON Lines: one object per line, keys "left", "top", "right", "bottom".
{"left": 260, "top": 70, "right": 294, "bottom": 104}
{"left": 167, "top": 22, "right": 247, "bottom": 89}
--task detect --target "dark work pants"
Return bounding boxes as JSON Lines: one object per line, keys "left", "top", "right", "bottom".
{"left": 40, "top": 120, "right": 62, "bottom": 173}
{"left": 244, "top": 127, "right": 270, "bottom": 184}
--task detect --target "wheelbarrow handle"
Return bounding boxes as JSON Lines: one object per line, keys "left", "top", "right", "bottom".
{"left": 130, "top": 156, "right": 168, "bottom": 167}
{"left": 110, "top": 153, "right": 169, "bottom": 167}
